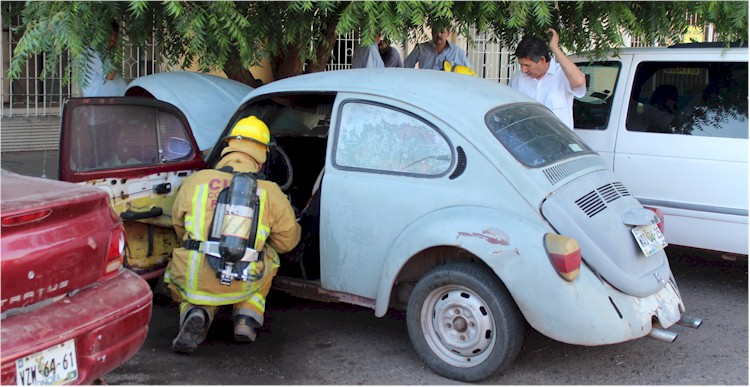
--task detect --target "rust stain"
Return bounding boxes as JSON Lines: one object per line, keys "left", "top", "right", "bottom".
{"left": 457, "top": 228, "right": 510, "bottom": 245}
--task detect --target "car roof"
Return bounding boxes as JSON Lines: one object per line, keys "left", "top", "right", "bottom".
{"left": 126, "top": 71, "right": 253, "bottom": 150}
{"left": 240, "top": 68, "right": 534, "bottom": 126}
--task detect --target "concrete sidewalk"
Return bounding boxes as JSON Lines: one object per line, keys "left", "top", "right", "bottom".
{"left": 1, "top": 150, "right": 59, "bottom": 179}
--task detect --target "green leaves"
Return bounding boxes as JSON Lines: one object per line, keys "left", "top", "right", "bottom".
{"left": 7, "top": 1, "right": 748, "bottom": 86}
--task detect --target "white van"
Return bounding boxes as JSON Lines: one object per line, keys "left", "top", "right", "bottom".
{"left": 570, "top": 44, "right": 748, "bottom": 255}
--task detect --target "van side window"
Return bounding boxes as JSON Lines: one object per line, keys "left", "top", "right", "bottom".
{"left": 625, "top": 61, "right": 748, "bottom": 139}
{"left": 573, "top": 61, "right": 621, "bottom": 130}
{"left": 334, "top": 101, "right": 452, "bottom": 176}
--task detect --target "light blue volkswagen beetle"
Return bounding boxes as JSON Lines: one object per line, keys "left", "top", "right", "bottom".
{"left": 60, "top": 68, "right": 701, "bottom": 382}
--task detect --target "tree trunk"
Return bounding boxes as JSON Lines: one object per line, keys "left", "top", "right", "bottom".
{"left": 274, "top": 45, "right": 305, "bottom": 80}
{"left": 223, "top": 48, "right": 264, "bottom": 87}
{"left": 305, "top": 18, "right": 339, "bottom": 73}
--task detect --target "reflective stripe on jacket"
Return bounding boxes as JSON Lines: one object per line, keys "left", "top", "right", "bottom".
{"left": 165, "top": 166, "right": 299, "bottom": 306}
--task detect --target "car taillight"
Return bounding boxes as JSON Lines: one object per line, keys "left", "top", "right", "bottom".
{"left": 1, "top": 209, "right": 52, "bottom": 226}
{"left": 544, "top": 233, "right": 581, "bottom": 282}
{"left": 104, "top": 224, "right": 126, "bottom": 277}
{"left": 644, "top": 206, "right": 665, "bottom": 233}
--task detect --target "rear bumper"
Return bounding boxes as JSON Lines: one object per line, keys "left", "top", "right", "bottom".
{"left": 501, "top": 257, "right": 685, "bottom": 346}
{"left": 1, "top": 269, "right": 153, "bottom": 385}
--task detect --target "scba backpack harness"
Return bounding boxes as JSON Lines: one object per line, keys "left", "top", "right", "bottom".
{"left": 184, "top": 169, "right": 267, "bottom": 285}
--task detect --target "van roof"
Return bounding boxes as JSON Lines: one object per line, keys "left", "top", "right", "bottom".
{"left": 571, "top": 44, "right": 747, "bottom": 59}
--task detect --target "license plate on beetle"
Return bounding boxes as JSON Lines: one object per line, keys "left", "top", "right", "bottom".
{"left": 16, "top": 339, "right": 78, "bottom": 386}
{"left": 631, "top": 223, "right": 668, "bottom": 257}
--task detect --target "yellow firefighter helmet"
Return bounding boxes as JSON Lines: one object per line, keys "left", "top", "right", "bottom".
{"left": 443, "top": 60, "right": 477, "bottom": 76}
{"left": 222, "top": 116, "right": 271, "bottom": 146}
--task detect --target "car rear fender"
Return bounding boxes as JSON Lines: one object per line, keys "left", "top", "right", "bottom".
{"left": 374, "top": 205, "right": 553, "bottom": 318}
{"left": 376, "top": 206, "right": 685, "bottom": 345}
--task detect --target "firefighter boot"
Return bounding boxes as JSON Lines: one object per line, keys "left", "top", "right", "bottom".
{"left": 234, "top": 315, "right": 257, "bottom": 342}
{"left": 172, "top": 308, "right": 207, "bottom": 354}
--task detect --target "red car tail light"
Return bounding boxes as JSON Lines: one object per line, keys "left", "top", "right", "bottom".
{"left": 104, "top": 224, "right": 126, "bottom": 278}
{"left": 544, "top": 233, "right": 582, "bottom": 282}
{"left": 644, "top": 206, "right": 665, "bottom": 233}
{"left": 1, "top": 209, "right": 52, "bottom": 227}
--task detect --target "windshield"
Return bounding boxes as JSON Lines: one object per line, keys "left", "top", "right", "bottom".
{"left": 486, "top": 103, "right": 594, "bottom": 167}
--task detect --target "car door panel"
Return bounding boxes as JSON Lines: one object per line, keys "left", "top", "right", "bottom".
{"left": 60, "top": 97, "right": 205, "bottom": 277}
{"left": 321, "top": 94, "right": 456, "bottom": 297}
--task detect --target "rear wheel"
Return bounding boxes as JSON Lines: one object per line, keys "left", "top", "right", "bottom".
{"left": 406, "top": 263, "right": 524, "bottom": 382}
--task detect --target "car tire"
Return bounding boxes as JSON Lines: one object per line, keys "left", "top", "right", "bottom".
{"left": 406, "top": 263, "right": 524, "bottom": 382}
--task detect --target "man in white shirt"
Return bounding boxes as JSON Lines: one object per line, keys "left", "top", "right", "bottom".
{"left": 509, "top": 29, "right": 586, "bottom": 129}
{"left": 351, "top": 34, "right": 385, "bottom": 69}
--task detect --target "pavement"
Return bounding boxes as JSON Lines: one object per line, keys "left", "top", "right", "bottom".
{"left": 1, "top": 150, "right": 59, "bottom": 179}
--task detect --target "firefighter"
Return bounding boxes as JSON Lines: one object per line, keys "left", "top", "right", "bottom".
{"left": 165, "top": 116, "right": 301, "bottom": 354}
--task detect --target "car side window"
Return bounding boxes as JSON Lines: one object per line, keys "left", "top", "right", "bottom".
{"left": 574, "top": 61, "right": 621, "bottom": 130}
{"left": 625, "top": 61, "right": 748, "bottom": 138}
{"left": 69, "top": 105, "right": 192, "bottom": 172}
{"left": 334, "top": 101, "right": 452, "bottom": 176}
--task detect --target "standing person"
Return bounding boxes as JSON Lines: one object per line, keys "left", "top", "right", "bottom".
{"left": 165, "top": 116, "right": 301, "bottom": 354}
{"left": 403, "top": 21, "right": 471, "bottom": 71}
{"left": 509, "top": 28, "right": 586, "bottom": 129}
{"left": 351, "top": 34, "right": 385, "bottom": 69}
{"left": 83, "top": 22, "right": 128, "bottom": 97}
{"left": 378, "top": 38, "right": 403, "bottom": 68}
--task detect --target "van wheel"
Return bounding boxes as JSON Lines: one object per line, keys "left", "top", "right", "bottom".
{"left": 406, "top": 263, "right": 524, "bottom": 382}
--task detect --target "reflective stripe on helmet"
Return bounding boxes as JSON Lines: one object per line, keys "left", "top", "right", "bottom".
{"left": 223, "top": 116, "right": 271, "bottom": 146}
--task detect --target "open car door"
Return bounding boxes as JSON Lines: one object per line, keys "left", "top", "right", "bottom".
{"left": 59, "top": 97, "right": 205, "bottom": 279}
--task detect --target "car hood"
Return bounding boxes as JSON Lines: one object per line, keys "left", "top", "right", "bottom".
{"left": 126, "top": 71, "right": 253, "bottom": 151}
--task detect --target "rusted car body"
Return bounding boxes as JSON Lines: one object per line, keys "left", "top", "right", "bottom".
{"left": 58, "top": 69, "right": 700, "bottom": 382}
{"left": 1, "top": 170, "right": 153, "bottom": 385}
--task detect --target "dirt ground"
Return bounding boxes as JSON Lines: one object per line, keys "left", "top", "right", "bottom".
{"left": 3, "top": 151, "right": 746, "bottom": 384}
{"left": 102, "top": 246, "right": 748, "bottom": 385}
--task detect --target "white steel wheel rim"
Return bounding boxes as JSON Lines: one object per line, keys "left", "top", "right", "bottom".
{"left": 421, "top": 284, "right": 496, "bottom": 368}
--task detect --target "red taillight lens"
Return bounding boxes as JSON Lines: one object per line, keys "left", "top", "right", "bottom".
{"left": 544, "top": 233, "right": 582, "bottom": 282}
{"left": 644, "top": 206, "right": 665, "bottom": 233}
{"left": 104, "top": 224, "right": 126, "bottom": 277}
{"left": 2, "top": 209, "right": 52, "bottom": 226}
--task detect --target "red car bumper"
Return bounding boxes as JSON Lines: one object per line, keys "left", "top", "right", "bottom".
{"left": 1, "top": 269, "right": 153, "bottom": 385}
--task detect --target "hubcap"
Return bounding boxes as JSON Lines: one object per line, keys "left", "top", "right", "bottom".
{"left": 422, "top": 285, "right": 496, "bottom": 367}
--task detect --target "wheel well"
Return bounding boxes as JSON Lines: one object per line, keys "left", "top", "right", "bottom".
{"left": 389, "top": 246, "right": 495, "bottom": 310}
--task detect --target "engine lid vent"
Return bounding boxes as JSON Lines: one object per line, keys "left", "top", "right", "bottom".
{"left": 543, "top": 157, "right": 600, "bottom": 185}
{"left": 575, "top": 182, "right": 631, "bottom": 217}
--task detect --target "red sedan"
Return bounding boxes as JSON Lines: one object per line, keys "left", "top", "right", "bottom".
{"left": 1, "top": 170, "right": 153, "bottom": 385}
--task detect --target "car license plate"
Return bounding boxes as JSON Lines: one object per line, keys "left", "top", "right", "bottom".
{"left": 631, "top": 223, "right": 668, "bottom": 257}
{"left": 15, "top": 339, "right": 78, "bottom": 386}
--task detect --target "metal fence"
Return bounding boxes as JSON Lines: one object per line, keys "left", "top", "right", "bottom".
{"left": 1, "top": 6, "right": 169, "bottom": 118}
{"left": 2, "top": 24, "right": 518, "bottom": 120}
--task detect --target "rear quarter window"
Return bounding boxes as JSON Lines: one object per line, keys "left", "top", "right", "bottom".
{"left": 486, "top": 103, "right": 594, "bottom": 168}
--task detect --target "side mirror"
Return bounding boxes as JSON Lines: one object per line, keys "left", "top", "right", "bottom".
{"left": 164, "top": 137, "right": 192, "bottom": 161}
